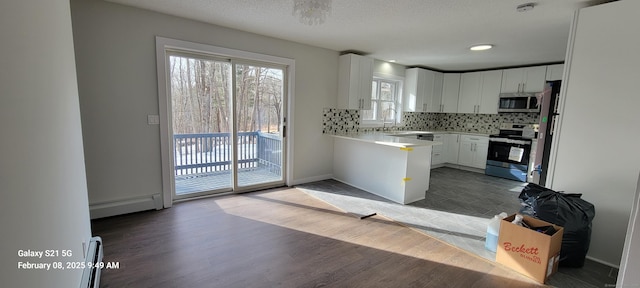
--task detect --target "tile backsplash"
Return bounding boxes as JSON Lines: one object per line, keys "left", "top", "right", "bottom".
{"left": 435, "top": 112, "right": 540, "bottom": 134}
{"left": 322, "top": 108, "right": 360, "bottom": 134}
{"left": 323, "top": 108, "right": 540, "bottom": 135}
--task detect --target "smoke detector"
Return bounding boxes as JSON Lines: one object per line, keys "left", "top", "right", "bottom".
{"left": 517, "top": 3, "right": 535, "bottom": 12}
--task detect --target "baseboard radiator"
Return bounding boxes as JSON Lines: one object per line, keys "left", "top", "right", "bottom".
{"left": 80, "top": 236, "right": 103, "bottom": 288}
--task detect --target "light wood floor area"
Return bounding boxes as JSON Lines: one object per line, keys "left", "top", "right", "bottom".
{"left": 93, "top": 187, "right": 545, "bottom": 287}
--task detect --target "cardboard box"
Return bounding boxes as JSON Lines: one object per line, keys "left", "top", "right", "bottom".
{"left": 496, "top": 214, "right": 564, "bottom": 283}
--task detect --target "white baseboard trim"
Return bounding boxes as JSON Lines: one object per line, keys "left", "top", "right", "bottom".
{"left": 290, "top": 174, "right": 333, "bottom": 186}
{"left": 585, "top": 255, "right": 620, "bottom": 269}
{"left": 89, "top": 194, "right": 163, "bottom": 219}
{"left": 430, "top": 163, "right": 445, "bottom": 169}
{"left": 442, "top": 163, "right": 485, "bottom": 174}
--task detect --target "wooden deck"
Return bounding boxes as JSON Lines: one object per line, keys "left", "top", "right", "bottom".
{"left": 175, "top": 167, "right": 282, "bottom": 195}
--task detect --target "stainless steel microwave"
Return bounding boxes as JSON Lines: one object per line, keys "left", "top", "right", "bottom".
{"left": 498, "top": 93, "right": 541, "bottom": 113}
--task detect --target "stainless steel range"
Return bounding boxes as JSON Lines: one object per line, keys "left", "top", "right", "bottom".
{"left": 485, "top": 123, "right": 538, "bottom": 182}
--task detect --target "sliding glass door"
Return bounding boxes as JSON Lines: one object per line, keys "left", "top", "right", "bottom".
{"left": 167, "top": 52, "right": 285, "bottom": 199}
{"left": 234, "top": 63, "right": 285, "bottom": 188}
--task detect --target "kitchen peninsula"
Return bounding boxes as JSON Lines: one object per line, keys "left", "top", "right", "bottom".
{"left": 331, "top": 132, "right": 441, "bottom": 204}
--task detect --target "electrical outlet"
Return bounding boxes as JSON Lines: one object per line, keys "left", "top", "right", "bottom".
{"left": 147, "top": 115, "right": 160, "bottom": 125}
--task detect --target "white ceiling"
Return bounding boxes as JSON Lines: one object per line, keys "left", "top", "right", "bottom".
{"left": 104, "top": 0, "right": 611, "bottom": 71}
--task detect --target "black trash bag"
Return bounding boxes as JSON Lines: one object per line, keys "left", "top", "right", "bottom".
{"left": 518, "top": 183, "right": 596, "bottom": 267}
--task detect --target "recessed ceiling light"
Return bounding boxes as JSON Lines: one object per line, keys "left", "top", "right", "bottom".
{"left": 388, "top": 60, "right": 396, "bottom": 63}
{"left": 470, "top": 44, "right": 494, "bottom": 51}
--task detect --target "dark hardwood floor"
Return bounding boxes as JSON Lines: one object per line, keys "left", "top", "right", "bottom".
{"left": 93, "top": 187, "right": 544, "bottom": 287}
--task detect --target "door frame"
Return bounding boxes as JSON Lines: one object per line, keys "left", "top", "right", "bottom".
{"left": 230, "top": 60, "right": 288, "bottom": 192}
{"left": 155, "top": 37, "right": 295, "bottom": 208}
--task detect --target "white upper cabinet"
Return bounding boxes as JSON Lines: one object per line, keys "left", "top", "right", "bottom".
{"left": 404, "top": 68, "right": 444, "bottom": 113}
{"left": 338, "top": 54, "right": 374, "bottom": 110}
{"left": 428, "top": 72, "right": 444, "bottom": 113}
{"left": 500, "top": 66, "right": 547, "bottom": 93}
{"left": 458, "top": 72, "right": 482, "bottom": 113}
{"left": 441, "top": 73, "right": 460, "bottom": 113}
{"left": 546, "top": 64, "right": 564, "bottom": 81}
{"left": 478, "top": 70, "right": 502, "bottom": 114}
{"left": 458, "top": 70, "right": 502, "bottom": 114}
{"left": 404, "top": 68, "right": 427, "bottom": 112}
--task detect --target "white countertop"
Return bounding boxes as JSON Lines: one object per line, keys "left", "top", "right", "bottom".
{"left": 422, "top": 130, "right": 492, "bottom": 137}
{"left": 330, "top": 132, "right": 442, "bottom": 148}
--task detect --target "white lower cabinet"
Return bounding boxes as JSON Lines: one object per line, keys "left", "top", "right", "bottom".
{"left": 457, "top": 135, "right": 489, "bottom": 169}
{"left": 431, "top": 133, "right": 488, "bottom": 171}
{"left": 431, "top": 134, "right": 446, "bottom": 166}
{"left": 446, "top": 134, "right": 461, "bottom": 164}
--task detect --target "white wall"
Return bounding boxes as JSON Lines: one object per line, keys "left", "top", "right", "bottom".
{"left": 0, "top": 0, "right": 92, "bottom": 287}
{"left": 373, "top": 59, "right": 407, "bottom": 78}
{"left": 549, "top": 0, "right": 640, "bottom": 266}
{"left": 70, "top": 0, "right": 338, "bottom": 215}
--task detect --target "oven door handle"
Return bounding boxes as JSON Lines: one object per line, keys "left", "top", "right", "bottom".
{"left": 489, "top": 138, "right": 531, "bottom": 145}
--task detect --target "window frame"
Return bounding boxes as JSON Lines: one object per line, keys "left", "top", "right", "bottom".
{"left": 361, "top": 74, "right": 404, "bottom": 127}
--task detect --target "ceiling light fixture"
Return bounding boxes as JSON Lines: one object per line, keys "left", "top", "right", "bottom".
{"left": 292, "top": 0, "right": 332, "bottom": 26}
{"left": 388, "top": 60, "right": 396, "bottom": 63}
{"left": 470, "top": 44, "right": 494, "bottom": 51}
{"left": 517, "top": 3, "right": 535, "bottom": 12}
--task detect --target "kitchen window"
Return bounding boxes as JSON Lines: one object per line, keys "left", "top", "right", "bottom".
{"left": 362, "top": 76, "right": 402, "bottom": 125}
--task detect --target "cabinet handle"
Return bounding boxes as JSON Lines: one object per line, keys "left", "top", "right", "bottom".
{"left": 522, "top": 83, "right": 526, "bottom": 92}
{"left": 440, "top": 104, "right": 444, "bottom": 112}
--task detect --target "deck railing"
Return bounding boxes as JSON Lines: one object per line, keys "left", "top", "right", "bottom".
{"left": 173, "top": 131, "right": 282, "bottom": 176}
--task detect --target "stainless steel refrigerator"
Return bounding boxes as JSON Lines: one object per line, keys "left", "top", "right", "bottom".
{"left": 530, "top": 80, "right": 561, "bottom": 186}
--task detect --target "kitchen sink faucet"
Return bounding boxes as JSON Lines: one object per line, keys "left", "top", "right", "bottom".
{"left": 382, "top": 107, "right": 397, "bottom": 131}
